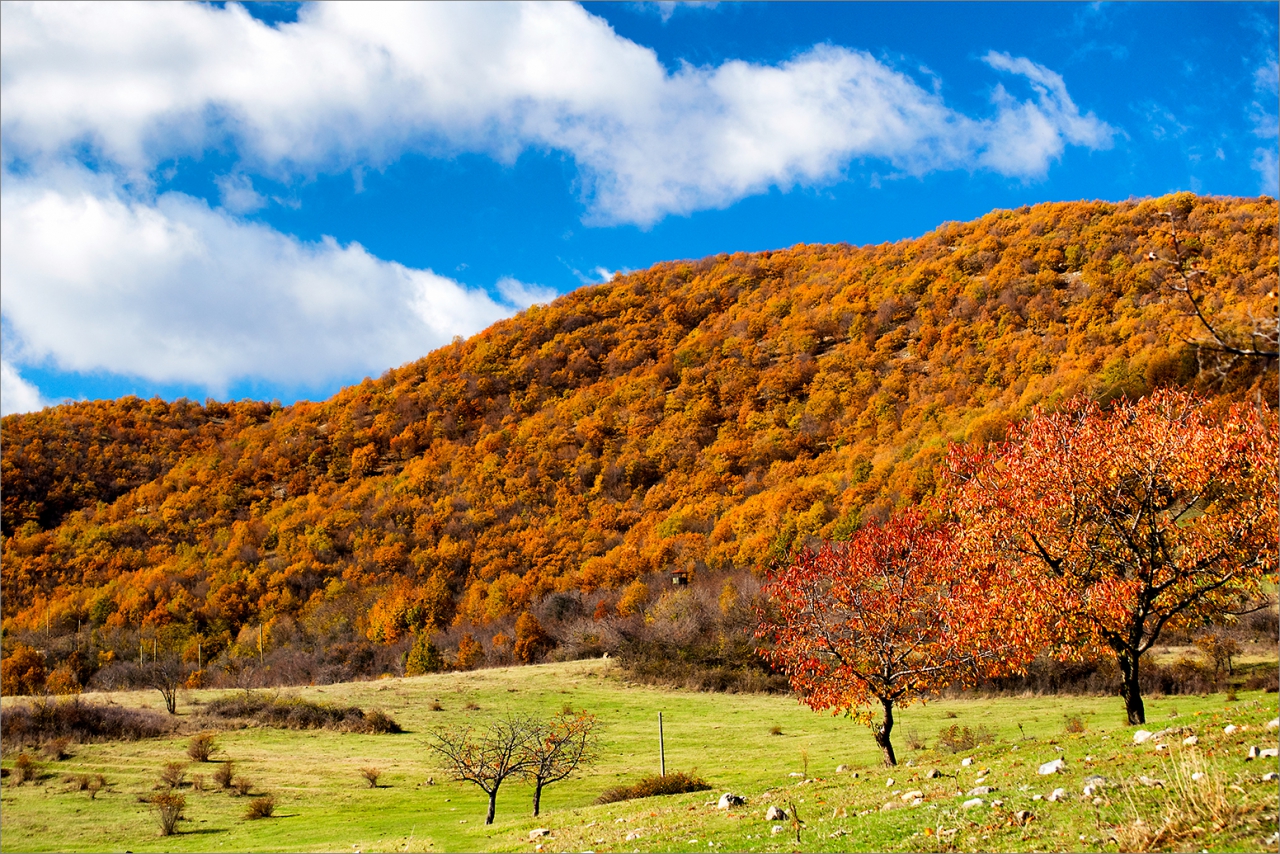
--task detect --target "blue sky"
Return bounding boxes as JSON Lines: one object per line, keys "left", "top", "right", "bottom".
{"left": 2, "top": 1, "right": 1276, "bottom": 413}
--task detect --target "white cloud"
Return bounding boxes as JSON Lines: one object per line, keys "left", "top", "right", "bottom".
{"left": 215, "top": 173, "right": 266, "bottom": 213}
{"left": 1, "top": 1, "right": 1113, "bottom": 225}
{"left": 1, "top": 359, "right": 48, "bottom": 415}
{"left": 0, "top": 169, "right": 542, "bottom": 392}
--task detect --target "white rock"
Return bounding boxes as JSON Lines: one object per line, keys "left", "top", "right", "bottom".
{"left": 1138, "top": 775, "right": 1164, "bottom": 788}
{"left": 1191, "top": 771, "right": 1206, "bottom": 782}
{"left": 967, "top": 786, "right": 995, "bottom": 796}
{"left": 962, "top": 798, "right": 984, "bottom": 809}
{"left": 1247, "top": 745, "right": 1259, "bottom": 761}
{"left": 1267, "top": 718, "right": 1279, "bottom": 731}
{"left": 1182, "top": 735, "right": 1198, "bottom": 746}
{"left": 992, "top": 799, "right": 1004, "bottom": 807}
{"left": 625, "top": 831, "right": 642, "bottom": 841}
{"left": 1031, "top": 794, "right": 1043, "bottom": 801}
{"left": 1224, "top": 724, "right": 1239, "bottom": 735}
{"left": 764, "top": 805, "right": 787, "bottom": 821}
{"left": 771, "top": 826, "right": 784, "bottom": 835}
{"left": 901, "top": 789, "right": 923, "bottom": 802}
{"left": 1261, "top": 748, "right": 1279, "bottom": 759}
{"left": 529, "top": 829, "right": 551, "bottom": 840}
{"left": 835, "top": 764, "right": 850, "bottom": 773}
{"left": 1092, "top": 796, "right": 1103, "bottom": 806}
{"left": 961, "top": 757, "right": 974, "bottom": 767}
{"left": 1046, "top": 788, "right": 1066, "bottom": 802}
{"left": 974, "top": 776, "right": 986, "bottom": 785}
{"left": 718, "top": 793, "right": 745, "bottom": 809}
{"left": 925, "top": 768, "right": 941, "bottom": 779}
{"left": 885, "top": 777, "right": 894, "bottom": 787}
{"left": 1154, "top": 743, "right": 1168, "bottom": 752}
{"left": 1038, "top": 759, "right": 1065, "bottom": 775}
{"left": 1262, "top": 772, "right": 1279, "bottom": 782}
{"left": 788, "top": 772, "right": 804, "bottom": 777}
{"left": 1082, "top": 785, "right": 1097, "bottom": 797}
{"left": 1132, "top": 730, "right": 1154, "bottom": 744}
{"left": 911, "top": 798, "right": 923, "bottom": 806}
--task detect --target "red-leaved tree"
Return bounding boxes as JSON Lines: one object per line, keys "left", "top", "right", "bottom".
{"left": 945, "top": 389, "right": 1278, "bottom": 725}
{"left": 756, "top": 509, "right": 1035, "bottom": 766}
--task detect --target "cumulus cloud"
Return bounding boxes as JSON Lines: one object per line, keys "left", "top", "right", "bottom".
{"left": 1, "top": 359, "right": 48, "bottom": 415}
{"left": 1, "top": 1, "right": 1113, "bottom": 225}
{"left": 0, "top": 169, "right": 544, "bottom": 392}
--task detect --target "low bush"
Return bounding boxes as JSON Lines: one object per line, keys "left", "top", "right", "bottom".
{"left": 1064, "top": 715, "right": 1086, "bottom": 734}
{"left": 159, "top": 761, "right": 186, "bottom": 789}
{"left": 13, "top": 752, "right": 38, "bottom": 784}
{"left": 360, "top": 767, "right": 382, "bottom": 788}
{"left": 213, "top": 760, "right": 234, "bottom": 789}
{"left": 42, "top": 737, "right": 71, "bottom": 761}
{"left": 1, "top": 697, "right": 171, "bottom": 747}
{"left": 244, "top": 795, "right": 276, "bottom": 819}
{"left": 187, "top": 733, "right": 216, "bottom": 762}
{"left": 596, "top": 771, "right": 711, "bottom": 804}
{"left": 936, "top": 724, "right": 995, "bottom": 753}
{"left": 201, "top": 692, "right": 401, "bottom": 733}
{"left": 152, "top": 791, "right": 185, "bottom": 836}
{"left": 233, "top": 775, "right": 253, "bottom": 796}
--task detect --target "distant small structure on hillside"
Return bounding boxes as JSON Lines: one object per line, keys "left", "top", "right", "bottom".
{"left": 670, "top": 569, "right": 689, "bottom": 586}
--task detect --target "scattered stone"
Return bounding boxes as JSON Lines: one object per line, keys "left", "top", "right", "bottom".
{"left": 901, "top": 790, "right": 923, "bottom": 802}
{"left": 625, "top": 831, "right": 642, "bottom": 842}
{"left": 831, "top": 806, "right": 847, "bottom": 819}
{"left": 764, "top": 806, "right": 787, "bottom": 821}
{"left": 1082, "top": 785, "right": 1098, "bottom": 797}
{"left": 1133, "top": 730, "right": 1154, "bottom": 744}
{"left": 835, "top": 764, "right": 850, "bottom": 773}
{"left": 1138, "top": 776, "right": 1165, "bottom": 788}
{"left": 925, "top": 768, "right": 941, "bottom": 779}
{"left": 1092, "top": 796, "right": 1103, "bottom": 805}
{"left": 1262, "top": 772, "right": 1278, "bottom": 782}
{"left": 828, "top": 829, "right": 847, "bottom": 839}
{"left": 1046, "top": 788, "right": 1066, "bottom": 802}
{"left": 1260, "top": 748, "right": 1279, "bottom": 759}
{"left": 788, "top": 772, "right": 804, "bottom": 778}
{"left": 718, "top": 793, "right": 745, "bottom": 809}
{"left": 529, "top": 829, "right": 551, "bottom": 840}
{"left": 1154, "top": 744, "right": 1168, "bottom": 752}
{"left": 961, "top": 798, "right": 984, "bottom": 810}
{"left": 771, "top": 826, "right": 784, "bottom": 836}
{"left": 1014, "top": 810, "right": 1034, "bottom": 825}
{"left": 1247, "top": 746, "right": 1259, "bottom": 761}
{"left": 1224, "top": 724, "right": 1239, "bottom": 735}
{"left": 1191, "top": 772, "right": 1206, "bottom": 782}
{"left": 960, "top": 757, "right": 974, "bottom": 767}
{"left": 992, "top": 799, "right": 1003, "bottom": 807}
{"left": 885, "top": 777, "right": 895, "bottom": 787}
{"left": 1267, "top": 718, "right": 1279, "bottom": 731}
{"left": 1038, "top": 759, "right": 1065, "bottom": 775}
{"left": 1183, "top": 736, "right": 1198, "bottom": 746}
{"left": 880, "top": 801, "right": 902, "bottom": 812}
{"left": 1031, "top": 794, "right": 1043, "bottom": 801}
{"left": 967, "top": 786, "right": 995, "bottom": 796}
{"left": 1083, "top": 775, "right": 1108, "bottom": 788}
{"left": 974, "top": 776, "right": 987, "bottom": 785}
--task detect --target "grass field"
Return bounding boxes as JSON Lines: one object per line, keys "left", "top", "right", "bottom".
{"left": 2, "top": 660, "right": 1277, "bottom": 853}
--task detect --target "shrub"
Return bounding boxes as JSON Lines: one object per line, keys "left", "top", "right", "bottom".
{"left": 936, "top": 724, "right": 995, "bottom": 753}
{"left": 904, "top": 728, "right": 926, "bottom": 751}
{"left": 360, "top": 767, "right": 381, "bottom": 788}
{"left": 213, "top": 760, "right": 234, "bottom": 789}
{"left": 152, "top": 791, "right": 185, "bottom": 836}
{"left": 361, "top": 709, "right": 400, "bottom": 734}
{"left": 233, "top": 775, "right": 253, "bottom": 796}
{"left": 768, "top": 725, "right": 783, "bottom": 736}
{"left": 596, "top": 771, "right": 711, "bottom": 804}
{"left": 13, "top": 753, "right": 37, "bottom": 784}
{"left": 159, "top": 761, "right": 186, "bottom": 789}
{"left": 1064, "top": 715, "right": 1086, "bottom": 734}
{"left": 191, "top": 774, "right": 207, "bottom": 792}
{"left": 244, "top": 795, "right": 276, "bottom": 819}
{"left": 0, "top": 697, "right": 171, "bottom": 747}
{"left": 87, "top": 774, "right": 105, "bottom": 799}
{"left": 187, "top": 733, "right": 216, "bottom": 762}
{"left": 42, "top": 737, "right": 71, "bottom": 761}
{"left": 428, "top": 700, "right": 444, "bottom": 712}
{"left": 463, "top": 701, "right": 480, "bottom": 711}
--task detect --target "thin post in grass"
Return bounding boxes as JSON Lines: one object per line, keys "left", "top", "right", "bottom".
{"left": 658, "top": 712, "right": 665, "bottom": 777}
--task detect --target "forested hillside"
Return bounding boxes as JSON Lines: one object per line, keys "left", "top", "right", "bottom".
{"left": 2, "top": 193, "right": 1275, "bottom": 691}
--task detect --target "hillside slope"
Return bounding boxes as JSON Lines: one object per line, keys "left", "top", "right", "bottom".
{"left": 2, "top": 193, "right": 1275, "bottom": 683}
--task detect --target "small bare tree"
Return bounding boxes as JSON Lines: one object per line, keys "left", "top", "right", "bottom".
{"left": 427, "top": 715, "right": 533, "bottom": 825}
{"left": 147, "top": 655, "right": 190, "bottom": 716}
{"left": 524, "top": 711, "right": 600, "bottom": 817}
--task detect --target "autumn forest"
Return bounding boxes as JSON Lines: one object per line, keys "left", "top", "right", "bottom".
{"left": 2, "top": 193, "right": 1276, "bottom": 701}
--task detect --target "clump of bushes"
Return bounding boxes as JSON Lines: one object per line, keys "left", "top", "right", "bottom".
{"left": 244, "top": 795, "right": 276, "bottom": 819}
{"left": 1, "top": 697, "right": 171, "bottom": 747}
{"left": 159, "top": 761, "right": 186, "bottom": 789}
{"left": 596, "top": 771, "right": 711, "bottom": 804}
{"left": 200, "top": 692, "right": 400, "bottom": 733}
{"left": 360, "top": 767, "right": 382, "bottom": 788}
{"left": 233, "top": 775, "right": 254, "bottom": 796}
{"left": 1064, "top": 715, "right": 1086, "bottom": 734}
{"left": 12, "top": 752, "right": 38, "bottom": 784}
{"left": 42, "top": 737, "right": 71, "bottom": 761}
{"left": 68, "top": 773, "right": 106, "bottom": 798}
{"left": 936, "top": 724, "right": 995, "bottom": 753}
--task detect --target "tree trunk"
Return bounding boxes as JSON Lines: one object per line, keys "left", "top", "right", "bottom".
{"left": 873, "top": 697, "right": 897, "bottom": 766}
{"left": 485, "top": 789, "right": 498, "bottom": 825}
{"left": 1118, "top": 650, "right": 1145, "bottom": 725}
{"left": 532, "top": 780, "right": 544, "bottom": 817}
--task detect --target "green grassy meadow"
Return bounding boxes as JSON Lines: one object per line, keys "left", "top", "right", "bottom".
{"left": 2, "top": 660, "right": 1277, "bottom": 853}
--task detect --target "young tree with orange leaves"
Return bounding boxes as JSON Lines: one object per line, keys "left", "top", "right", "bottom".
{"left": 946, "top": 389, "right": 1278, "bottom": 725}
{"left": 756, "top": 509, "right": 1035, "bottom": 766}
